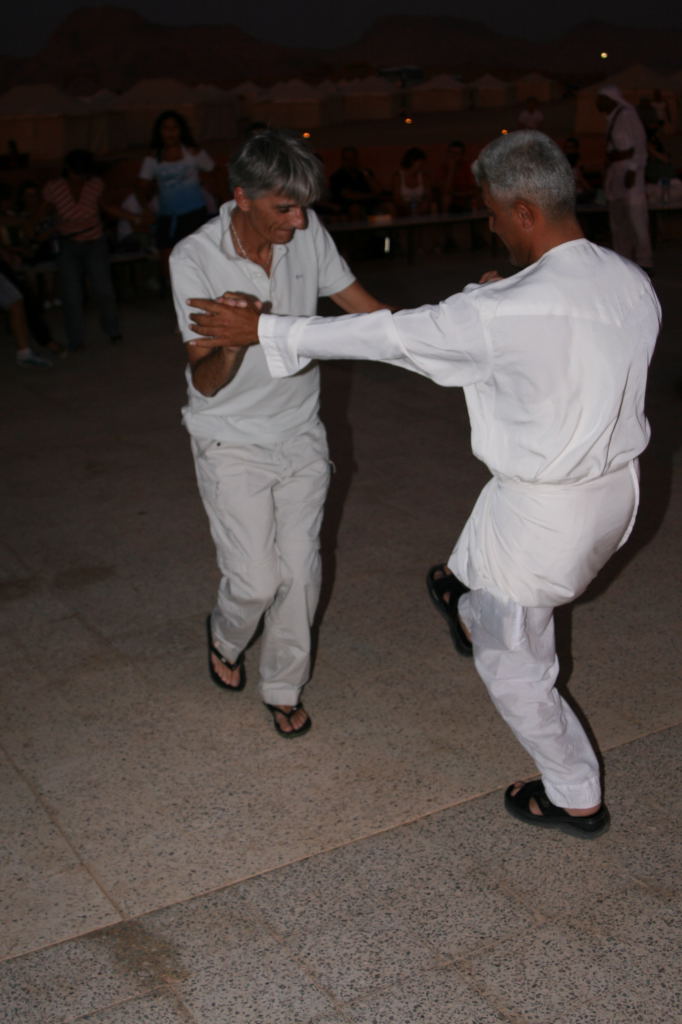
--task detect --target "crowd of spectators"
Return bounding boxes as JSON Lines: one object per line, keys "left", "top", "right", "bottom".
{"left": 1, "top": 94, "right": 679, "bottom": 367}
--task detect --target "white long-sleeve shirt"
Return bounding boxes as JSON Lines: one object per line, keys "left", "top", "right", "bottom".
{"left": 258, "top": 239, "right": 660, "bottom": 606}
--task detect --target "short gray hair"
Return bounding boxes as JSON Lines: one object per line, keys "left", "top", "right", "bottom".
{"left": 229, "top": 129, "right": 325, "bottom": 205}
{"left": 472, "top": 130, "right": 575, "bottom": 218}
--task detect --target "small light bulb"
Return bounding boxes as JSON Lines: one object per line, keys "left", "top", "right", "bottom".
{"left": 404, "top": 116, "right": 413, "bottom": 124}
{"left": 600, "top": 51, "right": 608, "bottom": 59}
{"left": 302, "top": 131, "right": 311, "bottom": 139}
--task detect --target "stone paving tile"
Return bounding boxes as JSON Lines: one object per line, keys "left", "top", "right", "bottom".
{"left": 0, "top": 758, "right": 120, "bottom": 960}
{"left": 170, "top": 936, "right": 345, "bottom": 1024}
{"left": 462, "top": 920, "right": 681, "bottom": 1024}
{"left": 72, "top": 988, "right": 194, "bottom": 1023}
{"left": 0, "top": 927, "right": 159, "bottom": 1024}
{"left": 345, "top": 966, "right": 515, "bottom": 1024}
{"left": 278, "top": 917, "right": 446, "bottom": 1004}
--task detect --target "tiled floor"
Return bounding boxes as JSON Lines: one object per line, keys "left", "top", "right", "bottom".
{"left": 1, "top": 240, "right": 680, "bottom": 1023}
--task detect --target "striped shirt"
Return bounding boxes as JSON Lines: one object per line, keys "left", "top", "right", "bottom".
{"left": 42, "top": 177, "right": 104, "bottom": 242}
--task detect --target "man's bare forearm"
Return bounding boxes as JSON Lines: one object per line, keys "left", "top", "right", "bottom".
{"left": 190, "top": 345, "right": 248, "bottom": 396}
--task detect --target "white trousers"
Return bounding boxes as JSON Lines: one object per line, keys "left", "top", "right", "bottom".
{"left": 458, "top": 589, "right": 602, "bottom": 809}
{"left": 608, "top": 193, "right": 653, "bottom": 268}
{"left": 192, "top": 426, "right": 330, "bottom": 705}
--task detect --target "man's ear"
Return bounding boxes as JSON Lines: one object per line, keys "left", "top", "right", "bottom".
{"left": 233, "top": 187, "right": 251, "bottom": 212}
{"left": 514, "top": 199, "right": 536, "bottom": 231}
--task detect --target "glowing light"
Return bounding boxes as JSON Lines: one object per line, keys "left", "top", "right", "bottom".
{"left": 302, "top": 131, "right": 311, "bottom": 139}
{"left": 403, "top": 116, "right": 413, "bottom": 124}
{"left": 501, "top": 128, "right": 509, "bottom": 135}
{"left": 600, "top": 51, "right": 608, "bottom": 59}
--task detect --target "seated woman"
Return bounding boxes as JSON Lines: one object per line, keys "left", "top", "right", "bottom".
{"left": 137, "top": 110, "right": 215, "bottom": 275}
{"left": 392, "top": 147, "right": 433, "bottom": 216}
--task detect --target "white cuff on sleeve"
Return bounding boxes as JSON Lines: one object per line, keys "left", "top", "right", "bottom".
{"left": 258, "top": 313, "right": 312, "bottom": 377}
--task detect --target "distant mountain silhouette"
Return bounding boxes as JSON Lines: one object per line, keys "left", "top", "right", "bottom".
{"left": 0, "top": 7, "right": 680, "bottom": 95}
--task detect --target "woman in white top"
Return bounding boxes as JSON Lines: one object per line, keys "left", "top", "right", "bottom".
{"left": 138, "top": 109, "right": 215, "bottom": 272}
{"left": 392, "top": 147, "right": 432, "bottom": 215}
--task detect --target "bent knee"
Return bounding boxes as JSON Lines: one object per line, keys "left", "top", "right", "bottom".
{"left": 227, "top": 556, "right": 280, "bottom": 609}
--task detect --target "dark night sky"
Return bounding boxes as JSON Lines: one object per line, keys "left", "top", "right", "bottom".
{"left": 5, "top": 0, "right": 682, "bottom": 56}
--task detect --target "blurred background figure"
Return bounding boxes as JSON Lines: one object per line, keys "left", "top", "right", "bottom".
{"left": 517, "top": 96, "right": 544, "bottom": 130}
{"left": 0, "top": 182, "right": 62, "bottom": 355}
{"left": 439, "top": 140, "right": 476, "bottom": 212}
{"left": 392, "top": 147, "right": 432, "bottom": 216}
{"left": 115, "top": 193, "right": 158, "bottom": 254}
{"left": 137, "top": 110, "right": 216, "bottom": 276}
{"left": 14, "top": 181, "right": 60, "bottom": 309}
{"left": 596, "top": 85, "right": 652, "bottom": 271}
{"left": 563, "top": 137, "right": 596, "bottom": 204}
{"left": 329, "top": 146, "right": 384, "bottom": 220}
{"left": 0, "top": 270, "right": 52, "bottom": 368}
{"left": 43, "top": 149, "right": 137, "bottom": 351}
{"left": 650, "top": 88, "right": 671, "bottom": 131}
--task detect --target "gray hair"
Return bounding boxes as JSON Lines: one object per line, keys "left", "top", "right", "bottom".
{"left": 229, "top": 128, "right": 325, "bottom": 205}
{"left": 472, "top": 130, "right": 575, "bottom": 219}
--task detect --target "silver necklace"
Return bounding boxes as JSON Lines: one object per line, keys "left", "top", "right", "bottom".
{"left": 230, "top": 215, "right": 272, "bottom": 271}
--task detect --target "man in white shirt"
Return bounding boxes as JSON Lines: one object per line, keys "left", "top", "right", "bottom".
{"left": 170, "top": 129, "right": 385, "bottom": 738}
{"left": 187, "top": 131, "right": 660, "bottom": 836}
{"left": 596, "top": 84, "right": 653, "bottom": 270}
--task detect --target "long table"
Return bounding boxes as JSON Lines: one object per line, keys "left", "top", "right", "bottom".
{"left": 327, "top": 210, "right": 490, "bottom": 263}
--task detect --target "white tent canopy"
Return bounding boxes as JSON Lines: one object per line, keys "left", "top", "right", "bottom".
{"left": 0, "top": 84, "right": 93, "bottom": 160}
{"left": 337, "top": 76, "right": 400, "bottom": 121}
{"left": 409, "top": 74, "right": 468, "bottom": 112}
{"left": 470, "top": 74, "right": 511, "bottom": 109}
{"left": 249, "top": 79, "right": 323, "bottom": 130}
{"left": 514, "top": 73, "right": 561, "bottom": 103}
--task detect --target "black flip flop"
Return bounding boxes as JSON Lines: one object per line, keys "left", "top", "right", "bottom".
{"left": 206, "top": 615, "right": 245, "bottom": 691}
{"left": 264, "top": 702, "right": 312, "bottom": 738}
{"left": 426, "top": 564, "right": 473, "bottom": 657}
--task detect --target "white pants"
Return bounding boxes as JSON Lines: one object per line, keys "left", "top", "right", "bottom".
{"left": 458, "top": 590, "right": 602, "bottom": 809}
{"left": 608, "top": 193, "right": 653, "bottom": 268}
{"left": 192, "top": 427, "right": 330, "bottom": 705}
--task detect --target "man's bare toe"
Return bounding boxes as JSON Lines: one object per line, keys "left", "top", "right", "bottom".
{"left": 211, "top": 653, "right": 242, "bottom": 688}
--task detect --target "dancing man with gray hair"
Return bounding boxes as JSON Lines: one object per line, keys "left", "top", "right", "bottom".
{"left": 188, "top": 130, "right": 660, "bottom": 835}
{"left": 170, "top": 128, "right": 386, "bottom": 737}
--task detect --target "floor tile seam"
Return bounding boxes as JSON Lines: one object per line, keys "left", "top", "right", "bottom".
{"left": 0, "top": 740, "right": 126, "bottom": 930}
{"left": 340, "top": 961, "right": 519, "bottom": 1020}
{"left": 492, "top": 857, "right": 673, "bottom": 927}
{"left": 63, "top": 983, "right": 195, "bottom": 1024}
{"left": 599, "top": 719, "right": 682, "bottom": 755}
{"left": 422, "top": 958, "right": 529, "bottom": 1024}
{"left": 0, "top": 783, "right": 511, "bottom": 966}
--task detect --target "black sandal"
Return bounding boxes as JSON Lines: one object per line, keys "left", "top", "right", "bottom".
{"left": 264, "top": 702, "right": 311, "bottom": 738}
{"left": 426, "top": 564, "right": 473, "bottom": 657}
{"left": 206, "top": 616, "right": 245, "bottom": 691}
{"left": 504, "top": 780, "right": 610, "bottom": 839}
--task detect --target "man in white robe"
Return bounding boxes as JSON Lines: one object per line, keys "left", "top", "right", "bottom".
{"left": 596, "top": 84, "right": 653, "bottom": 270}
{"left": 186, "top": 131, "right": 660, "bottom": 838}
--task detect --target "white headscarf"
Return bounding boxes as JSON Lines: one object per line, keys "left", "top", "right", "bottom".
{"left": 597, "top": 84, "right": 634, "bottom": 110}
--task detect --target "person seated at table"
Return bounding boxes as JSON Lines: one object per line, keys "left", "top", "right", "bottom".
{"left": 439, "top": 140, "right": 476, "bottom": 212}
{"left": 329, "top": 146, "right": 384, "bottom": 220}
{"left": 0, "top": 184, "right": 61, "bottom": 353}
{"left": 392, "top": 147, "right": 433, "bottom": 216}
